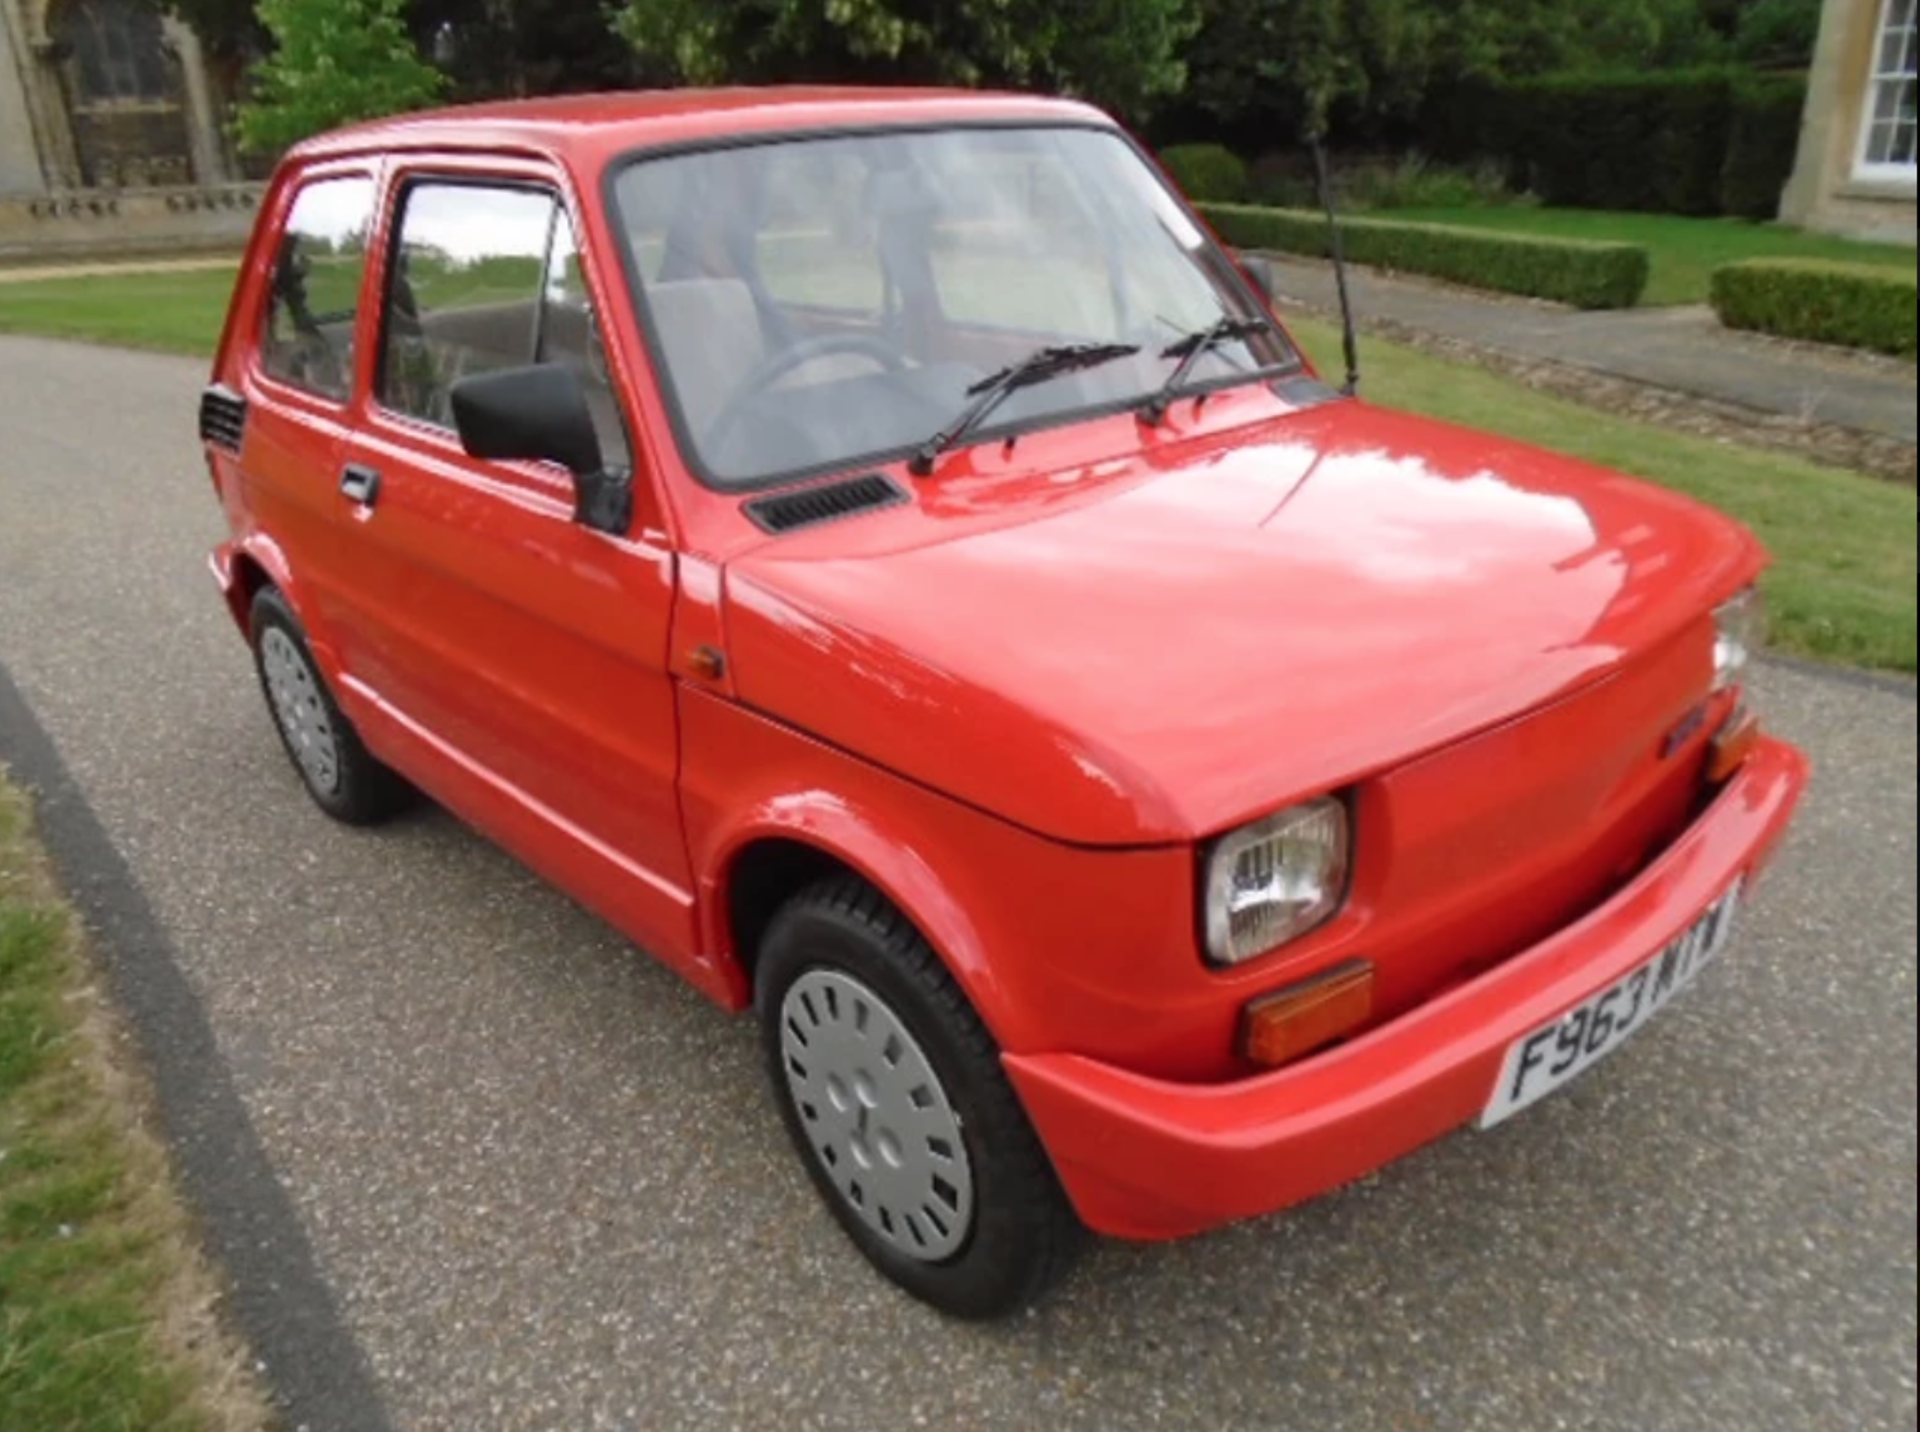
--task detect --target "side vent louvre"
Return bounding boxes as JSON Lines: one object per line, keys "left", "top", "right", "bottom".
{"left": 744, "top": 474, "right": 907, "bottom": 534}
{"left": 199, "top": 384, "right": 248, "bottom": 454}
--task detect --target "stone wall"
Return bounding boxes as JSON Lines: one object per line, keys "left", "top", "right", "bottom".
{"left": 0, "top": 183, "right": 260, "bottom": 260}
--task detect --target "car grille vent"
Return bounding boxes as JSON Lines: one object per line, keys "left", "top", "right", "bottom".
{"left": 744, "top": 474, "right": 908, "bottom": 534}
{"left": 199, "top": 384, "right": 248, "bottom": 454}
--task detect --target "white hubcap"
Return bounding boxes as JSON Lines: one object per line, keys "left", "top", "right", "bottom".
{"left": 261, "top": 626, "right": 340, "bottom": 796}
{"left": 779, "top": 969, "right": 974, "bottom": 1262}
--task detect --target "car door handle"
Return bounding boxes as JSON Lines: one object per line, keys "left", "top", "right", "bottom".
{"left": 340, "top": 463, "right": 381, "bottom": 507}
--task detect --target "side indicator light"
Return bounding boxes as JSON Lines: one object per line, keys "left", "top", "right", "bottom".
{"left": 686, "top": 644, "right": 727, "bottom": 681}
{"left": 1241, "top": 960, "right": 1375, "bottom": 1070}
{"left": 1707, "top": 707, "right": 1760, "bottom": 785}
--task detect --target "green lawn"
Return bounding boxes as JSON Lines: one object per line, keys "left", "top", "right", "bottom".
{"left": 1382, "top": 207, "right": 1918, "bottom": 308}
{"left": 0, "top": 265, "right": 1911, "bottom": 672}
{"left": 0, "top": 777, "right": 264, "bottom": 1431}
{"left": 0, "top": 267, "right": 237, "bottom": 354}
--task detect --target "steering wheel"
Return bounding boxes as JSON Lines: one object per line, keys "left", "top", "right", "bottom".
{"left": 703, "top": 332, "right": 906, "bottom": 455}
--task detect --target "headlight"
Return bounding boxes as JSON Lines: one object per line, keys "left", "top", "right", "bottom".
{"left": 1713, "top": 587, "right": 1766, "bottom": 693}
{"left": 1203, "top": 797, "right": 1350, "bottom": 965}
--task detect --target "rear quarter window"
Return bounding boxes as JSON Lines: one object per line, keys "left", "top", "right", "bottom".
{"left": 260, "top": 175, "right": 376, "bottom": 401}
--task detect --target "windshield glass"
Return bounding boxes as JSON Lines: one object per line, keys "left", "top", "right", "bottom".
{"left": 608, "top": 124, "right": 1298, "bottom": 489}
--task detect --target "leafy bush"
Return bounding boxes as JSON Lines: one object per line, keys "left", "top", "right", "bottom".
{"left": 1719, "top": 75, "right": 1810, "bottom": 220}
{"left": 1200, "top": 203, "right": 1651, "bottom": 309}
{"left": 1711, "top": 259, "right": 1919, "bottom": 355}
{"left": 1343, "top": 154, "right": 1524, "bottom": 210}
{"left": 1158, "top": 143, "right": 1251, "bottom": 202}
{"left": 1506, "top": 69, "right": 1738, "bottom": 215}
{"left": 1244, "top": 151, "right": 1524, "bottom": 212}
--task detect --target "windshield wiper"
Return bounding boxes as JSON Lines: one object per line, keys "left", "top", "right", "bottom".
{"left": 1138, "top": 316, "right": 1273, "bottom": 427}
{"left": 906, "top": 341, "right": 1139, "bottom": 477}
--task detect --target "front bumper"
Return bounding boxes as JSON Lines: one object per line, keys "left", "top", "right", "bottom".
{"left": 1004, "top": 735, "right": 1809, "bottom": 1241}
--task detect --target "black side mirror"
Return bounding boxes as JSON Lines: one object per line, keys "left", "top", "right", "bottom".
{"left": 450, "top": 364, "right": 630, "bottom": 535}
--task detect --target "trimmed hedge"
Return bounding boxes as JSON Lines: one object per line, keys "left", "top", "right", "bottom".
{"left": 1418, "top": 68, "right": 1808, "bottom": 221}
{"left": 1158, "top": 143, "right": 1250, "bottom": 203}
{"left": 1507, "top": 69, "right": 1737, "bottom": 215}
{"left": 1720, "top": 76, "right": 1809, "bottom": 220}
{"left": 1711, "top": 259, "right": 1919, "bottom": 356}
{"left": 1199, "top": 202, "right": 1651, "bottom": 310}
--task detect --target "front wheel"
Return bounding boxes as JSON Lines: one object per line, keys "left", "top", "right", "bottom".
{"left": 757, "top": 877, "right": 1081, "bottom": 1318}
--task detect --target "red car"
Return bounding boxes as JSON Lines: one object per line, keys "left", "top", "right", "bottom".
{"left": 200, "top": 89, "right": 1808, "bottom": 1318}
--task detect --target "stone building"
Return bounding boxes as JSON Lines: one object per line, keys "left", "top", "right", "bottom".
{"left": 1783, "top": 0, "right": 1917, "bottom": 241}
{"left": 1, "top": 0, "right": 258, "bottom": 258}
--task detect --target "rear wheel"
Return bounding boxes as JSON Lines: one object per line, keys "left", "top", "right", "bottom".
{"left": 249, "top": 586, "right": 410, "bottom": 825}
{"left": 756, "top": 876, "right": 1081, "bottom": 1318}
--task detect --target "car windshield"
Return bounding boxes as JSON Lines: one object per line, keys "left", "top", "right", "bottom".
{"left": 608, "top": 124, "right": 1299, "bottom": 489}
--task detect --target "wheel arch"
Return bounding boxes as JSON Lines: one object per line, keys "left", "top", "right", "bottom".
{"left": 703, "top": 810, "right": 1037, "bottom": 1052}
{"left": 216, "top": 535, "right": 349, "bottom": 684}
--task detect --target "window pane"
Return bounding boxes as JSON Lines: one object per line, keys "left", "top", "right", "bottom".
{"left": 380, "top": 185, "right": 555, "bottom": 427}
{"left": 1868, "top": 77, "right": 1918, "bottom": 163}
{"left": 261, "top": 177, "right": 375, "bottom": 401}
{"left": 1893, "top": 119, "right": 1917, "bottom": 165}
{"left": 1884, "top": 0, "right": 1917, "bottom": 75}
{"left": 538, "top": 214, "right": 631, "bottom": 470}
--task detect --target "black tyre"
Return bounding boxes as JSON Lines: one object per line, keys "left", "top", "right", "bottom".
{"left": 249, "top": 586, "right": 411, "bottom": 825}
{"left": 756, "top": 876, "right": 1082, "bottom": 1318}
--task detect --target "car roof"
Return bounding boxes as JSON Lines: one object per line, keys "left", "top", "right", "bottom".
{"left": 291, "top": 87, "right": 1113, "bottom": 168}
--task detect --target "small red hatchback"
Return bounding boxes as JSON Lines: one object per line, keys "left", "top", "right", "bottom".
{"left": 201, "top": 89, "right": 1809, "bottom": 1317}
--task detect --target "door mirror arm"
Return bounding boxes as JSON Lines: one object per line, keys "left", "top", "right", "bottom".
{"left": 572, "top": 467, "right": 633, "bottom": 536}
{"left": 450, "top": 364, "right": 632, "bottom": 536}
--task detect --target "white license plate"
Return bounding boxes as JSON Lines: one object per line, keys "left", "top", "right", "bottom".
{"left": 1480, "top": 879, "right": 1744, "bottom": 1129}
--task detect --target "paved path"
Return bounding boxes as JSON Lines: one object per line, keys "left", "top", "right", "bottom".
{"left": 0, "top": 335, "right": 1914, "bottom": 1432}
{"left": 0, "top": 254, "right": 239, "bottom": 284}
{"left": 1262, "top": 255, "right": 1920, "bottom": 444}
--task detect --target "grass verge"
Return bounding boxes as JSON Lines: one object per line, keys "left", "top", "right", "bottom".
{"left": 0, "top": 772, "right": 271, "bottom": 1432}
{"left": 0, "top": 265, "right": 1911, "bottom": 672}
{"left": 0, "top": 267, "right": 237, "bottom": 354}
{"left": 1378, "top": 207, "right": 1917, "bottom": 308}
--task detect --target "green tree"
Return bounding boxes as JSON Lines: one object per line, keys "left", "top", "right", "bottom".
{"left": 407, "top": 0, "right": 638, "bottom": 99}
{"left": 610, "top": 0, "right": 1199, "bottom": 120}
{"left": 236, "top": 0, "right": 447, "bottom": 155}
{"left": 1731, "top": 0, "right": 1822, "bottom": 68}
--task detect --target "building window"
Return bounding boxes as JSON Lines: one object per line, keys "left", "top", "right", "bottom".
{"left": 1859, "top": 0, "right": 1918, "bottom": 177}
{"left": 54, "top": 0, "right": 174, "bottom": 105}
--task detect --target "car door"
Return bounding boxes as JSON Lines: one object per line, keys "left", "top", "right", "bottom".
{"left": 329, "top": 161, "right": 694, "bottom": 958}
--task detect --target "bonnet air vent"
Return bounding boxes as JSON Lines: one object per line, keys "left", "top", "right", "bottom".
{"left": 198, "top": 384, "right": 248, "bottom": 454}
{"left": 743, "top": 474, "right": 908, "bottom": 534}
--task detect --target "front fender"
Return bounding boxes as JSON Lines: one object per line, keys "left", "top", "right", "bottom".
{"left": 676, "top": 686, "right": 1200, "bottom": 1069}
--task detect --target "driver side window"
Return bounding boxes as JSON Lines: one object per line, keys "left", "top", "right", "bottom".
{"left": 378, "top": 181, "right": 631, "bottom": 468}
